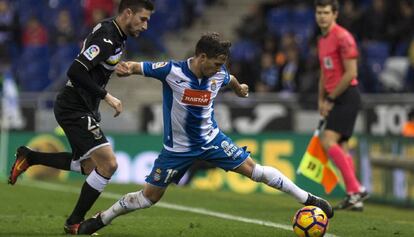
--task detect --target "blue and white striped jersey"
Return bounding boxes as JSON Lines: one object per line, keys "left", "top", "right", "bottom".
{"left": 140, "top": 58, "right": 231, "bottom": 154}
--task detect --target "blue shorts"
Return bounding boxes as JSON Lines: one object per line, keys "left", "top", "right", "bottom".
{"left": 145, "top": 132, "right": 250, "bottom": 187}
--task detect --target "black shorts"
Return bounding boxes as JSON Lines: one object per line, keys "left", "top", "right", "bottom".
{"left": 325, "top": 86, "right": 360, "bottom": 142}
{"left": 54, "top": 102, "right": 109, "bottom": 161}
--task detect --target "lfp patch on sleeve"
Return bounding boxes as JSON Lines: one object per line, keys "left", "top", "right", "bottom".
{"left": 152, "top": 62, "right": 168, "bottom": 69}
{"left": 83, "top": 45, "right": 100, "bottom": 61}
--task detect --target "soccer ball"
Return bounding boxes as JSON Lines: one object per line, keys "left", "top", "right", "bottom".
{"left": 292, "top": 206, "right": 329, "bottom": 237}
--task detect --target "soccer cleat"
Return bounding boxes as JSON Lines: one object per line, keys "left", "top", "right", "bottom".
{"left": 64, "top": 222, "right": 80, "bottom": 235}
{"left": 334, "top": 190, "right": 369, "bottom": 211}
{"left": 350, "top": 201, "right": 364, "bottom": 211}
{"left": 304, "top": 193, "right": 334, "bottom": 219}
{"left": 78, "top": 213, "right": 106, "bottom": 235}
{"left": 8, "top": 146, "right": 32, "bottom": 185}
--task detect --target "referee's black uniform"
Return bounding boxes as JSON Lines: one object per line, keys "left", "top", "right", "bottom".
{"left": 54, "top": 18, "right": 126, "bottom": 160}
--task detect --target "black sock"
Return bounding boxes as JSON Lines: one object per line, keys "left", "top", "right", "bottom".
{"left": 66, "top": 181, "right": 101, "bottom": 225}
{"left": 27, "top": 150, "right": 72, "bottom": 170}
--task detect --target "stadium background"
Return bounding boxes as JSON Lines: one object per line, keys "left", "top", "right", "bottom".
{"left": 0, "top": 0, "right": 414, "bottom": 207}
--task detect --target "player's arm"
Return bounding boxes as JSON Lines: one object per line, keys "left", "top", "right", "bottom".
{"left": 67, "top": 61, "right": 107, "bottom": 99}
{"left": 116, "top": 61, "right": 171, "bottom": 81}
{"left": 318, "top": 68, "right": 331, "bottom": 117}
{"left": 67, "top": 61, "right": 122, "bottom": 117}
{"left": 318, "top": 71, "right": 326, "bottom": 106}
{"left": 116, "top": 61, "right": 143, "bottom": 76}
{"left": 326, "top": 58, "right": 357, "bottom": 100}
{"left": 71, "top": 27, "right": 123, "bottom": 117}
{"left": 327, "top": 33, "right": 358, "bottom": 100}
{"left": 228, "top": 75, "right": 249, "bottom": 98}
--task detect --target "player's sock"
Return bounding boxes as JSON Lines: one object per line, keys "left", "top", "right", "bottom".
{"left": 345, "top": 153, "right": 355, "bottom": 172}
{"left": 251, "top": 164, "right": 308, "bottom": 203}
{"left": 100, "top": 190, "right": 153, "bottom": 225}
{"left": 27, "top": 150, "right": 73, "bottom": 171}
{"left": 66, "top": 169, "right": 109, "bottom": 225}
{"left": 328, "top": 144, "right": 361, "bottom": 193}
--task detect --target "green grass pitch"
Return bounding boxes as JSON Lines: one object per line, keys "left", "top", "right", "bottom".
{"left": 0, "top": 180, "right": 413, "bottom": 237}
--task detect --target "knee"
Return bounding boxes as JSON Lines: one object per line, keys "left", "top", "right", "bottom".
{"left": 95, "top": 153, "right": 118, "bottom": 176}
{"left": 80, "top": 160, "right": 96, "bottom": 175}
{"left": 321, "top": 137, "right": 336, "bottom": 151}
{"left": 106, "top": 158, "right": 118, "bottom": 174}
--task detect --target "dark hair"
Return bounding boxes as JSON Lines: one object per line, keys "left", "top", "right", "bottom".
{"left": 195, "top": 32, "right": 231, "bottom": 58}
{"left": 314, "top": 0, "right": 339, "bottom": 12}
{"left": 118, "top": 0, "right": 154, "bottom": 14}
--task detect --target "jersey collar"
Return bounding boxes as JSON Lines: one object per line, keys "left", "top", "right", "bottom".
{"left": 323, "top": 22, "right": 338, "bottom": 38}
{"left": 112, "top": 19, "right": 127, "bottom": 40}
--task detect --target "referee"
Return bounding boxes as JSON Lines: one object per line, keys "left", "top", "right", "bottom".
{"left": 315, "top": 0, "right": 368, "bottom": 211}
{"left": 8, "top": 0, "right": 154, "bottom": 234}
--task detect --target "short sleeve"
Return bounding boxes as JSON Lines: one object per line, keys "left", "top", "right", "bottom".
{"left": 76, "top": 24, "right": 115, "bottom": 70}
{"left": 339, "top": 33, "right": 358, "bottom": 59}
{"left": 142, "top": 61, "right": 172, "bottom": 81}
{"left": 221, "top": 66, "right": 231, "bottom": 86}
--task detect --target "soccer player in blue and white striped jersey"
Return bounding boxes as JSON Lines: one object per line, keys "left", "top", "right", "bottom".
{"left": 77, "top": 32, "right": 334, "bottom": 235}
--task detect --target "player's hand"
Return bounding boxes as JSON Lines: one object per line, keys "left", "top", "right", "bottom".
{"left": 115, "top": 61, "right": 133, "bottom": 77}
{"left": 104, "top": 93, "right": 123, "bottom": 117}
{"left": 319, "top": 99, "right": 333, "bottom": 117}
{"left": 236, "top": 84, "right": 249, "bottom": 97}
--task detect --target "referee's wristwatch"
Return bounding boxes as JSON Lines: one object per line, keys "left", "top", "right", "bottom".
{"left": 326, "top": 96, "right": 335, "bottom": 103}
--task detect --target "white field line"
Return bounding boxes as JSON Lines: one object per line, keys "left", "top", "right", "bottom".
{"left": 21, "top": 180, "right": 339, "bottom": 237}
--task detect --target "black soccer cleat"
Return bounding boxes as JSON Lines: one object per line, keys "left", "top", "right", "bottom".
{"left": 304, "top": 193, "right": 334, "bottom": 219}
{"left": 8, "top": 146, "right": 32, "bottom": 185}
{"left": 334, "top": 190, "right": 369, "bottom": 211}
{"left": 78, "top": 213, "right": 106, "bottom": 235}
{"left": 64, "top": 222, "right": 80, "bottom": 235}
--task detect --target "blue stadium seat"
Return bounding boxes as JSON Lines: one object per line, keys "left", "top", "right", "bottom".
{"left": 267, "top": 7, "right": 291, "bottom": 36}
{"left": 49, "top": 43, "right": 79, "bottom": 81}
{"left": 15, "top": 0, "right": 48, "bottom": 25}
{"left": 290, "top": 8, "right": 315, "bottom": 53}
{"left": 230, "top": 39, "right": 261, "bottom": 63}
{"left": 360, "top": 41, "right": 390, "bottom": 92}
{"left": 17, "top": 46, "right": 51, "bottom": 91}
{"left": 363, "top": 41, "right": 390, "bottom": 66}
{"left": 44, "top": 0, "right": 83, "bottom": 31}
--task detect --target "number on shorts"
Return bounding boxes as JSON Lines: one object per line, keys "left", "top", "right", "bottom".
{"left": 165, "top": 169, "right": 178, "bottom": 183}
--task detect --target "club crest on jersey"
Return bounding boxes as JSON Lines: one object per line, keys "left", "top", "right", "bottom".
{"left": 153, "top": 168, "right": 162, "bottom": 181}
{"left": 211, "top": 79, "right": 217, "bottom": 91}
{"left": 152, "top": 62, "right": 168, "bottom": 69}
{"left": 83, "top": 45, "right": 100, "bottom": 61}
{"left": 181, "top": 89, "right": 211, "bottom": 106}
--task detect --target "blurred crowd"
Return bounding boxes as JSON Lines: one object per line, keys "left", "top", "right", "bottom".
{"left": 0, "top": 0, "right": 413, "bottom": 94}
{"left": 0, "top": 0, "right": 213, "bottom": 92}
{"left": 229, "top": 0, "right": 414, "bottom": 94}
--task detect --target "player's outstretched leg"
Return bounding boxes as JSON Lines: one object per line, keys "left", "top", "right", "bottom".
{"left": 8, "top": 146, "right": 32, "bottom": 185}
{"left": 78, "top": 189, "right": 155, "bottom": 234}
{"left": 237, "top": 160, "right": 334, "bottom": 218}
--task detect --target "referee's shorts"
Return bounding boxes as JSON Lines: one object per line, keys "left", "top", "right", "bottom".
{"left": 325, "top": 86, "right": 360, "bottom": 142}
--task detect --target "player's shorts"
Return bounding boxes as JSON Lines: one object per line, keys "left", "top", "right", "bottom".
{"left": 145, "top": 132, "right": 250, "bottom": 187}
{"left": 54, "top": 102, "right": 109, "bottom": 161}
{"left": 325, "top": 86, "right": 360, "bottom": 142}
